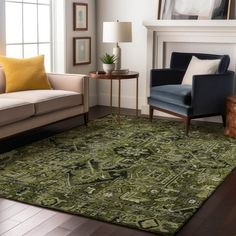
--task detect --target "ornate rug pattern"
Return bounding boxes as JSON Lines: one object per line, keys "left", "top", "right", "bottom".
{"left": 0, "top": 116, "right": 236, "bottom": 235}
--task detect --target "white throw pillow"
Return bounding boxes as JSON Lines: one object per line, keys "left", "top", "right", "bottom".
{"left": 182, "top": 56, "right": 221, "bottom": 85}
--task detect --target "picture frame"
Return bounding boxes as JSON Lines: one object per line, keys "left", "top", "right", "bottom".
{"left": 73, "top": 37, "right": 91, "bottom": 65}
{"left": 157, "top": 0, "right": 162, "bottom": 19}
{"left": 73, "top": 3, "right": 88, "bottom": 31}
{"left": 212, "top": 0, "right": 231, "bottom": 19}
{"left": 159, "top": 0, "right": 231, "bottom": 20}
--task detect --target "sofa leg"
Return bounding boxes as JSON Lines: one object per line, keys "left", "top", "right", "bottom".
{"left": 185, "top": 117, "right": 191, "bottom": 136}
{"left": 222, "top": 114, "right": 226, "bottom": 127}
{"left": 149, "top": 106, "right": 154, "bottom": 122}
{"left": 83, "top": 112, "right": 89, "bottom": 126}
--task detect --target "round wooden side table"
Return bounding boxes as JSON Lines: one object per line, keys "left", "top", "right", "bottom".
{"left": 225, "top": 95, "right": 236, "bottom": 138}
{"left": 89, "top": 71, "right": 139, "bottom": 122}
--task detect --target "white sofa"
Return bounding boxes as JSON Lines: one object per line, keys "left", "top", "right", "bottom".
{"left": 0, "top": 68, "right": 89, "bottom": 140}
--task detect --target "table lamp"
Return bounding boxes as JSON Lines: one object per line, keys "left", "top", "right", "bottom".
{"left": 103, "top": 21, "right": 132, "bottom": 71}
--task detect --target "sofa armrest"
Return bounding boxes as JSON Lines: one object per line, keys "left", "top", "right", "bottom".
{"left": 47, "top": 73, "right": 89, "bottom": 113}
{"left": 151, "top": 69, "right": 185, "bottom": 87}
{"left": 192, "top": 71, "right": 235, "bottom": 115}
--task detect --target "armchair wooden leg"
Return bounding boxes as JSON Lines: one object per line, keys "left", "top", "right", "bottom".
{"left": 84, "top": 112, "right": 89, "bottom": 126}
{"left": 185, "top": 117, "right": 191, "bottom": 136}
{"left": 149, "top": 106, "right": 154, "bottom": 122}
{"left": 222, "top": 114, "right": 226, "bottom": 127}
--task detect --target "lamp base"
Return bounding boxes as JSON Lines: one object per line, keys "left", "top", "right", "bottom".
{"left": 113, "top": 44, "right": 121, "bottom": 70}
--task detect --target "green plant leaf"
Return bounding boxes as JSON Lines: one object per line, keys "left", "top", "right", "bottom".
{"left": 100, "top": 53, "right": 117, "bottom": 64}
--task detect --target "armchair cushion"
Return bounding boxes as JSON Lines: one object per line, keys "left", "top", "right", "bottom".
{"left": 151, "top": 85, "right": 192, "bottom": 107}
{"left": 182, "top": 56, "right": 220, "bottom": 85}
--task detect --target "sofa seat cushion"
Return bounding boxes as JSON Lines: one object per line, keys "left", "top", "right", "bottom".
{"left": 0, "top": 98, "right": 35, "bottom": 126}
{"left": 150, "top": 85, "right": 192, "bottom": 107}
{"left": 0, "top": 90, "right": 83, "bottom": 115}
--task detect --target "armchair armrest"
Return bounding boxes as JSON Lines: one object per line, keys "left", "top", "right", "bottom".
{"left": 151, "top": 69, "right": 185, "bottom": 87}
{"left": 192, "top": 71, "right": 235, "bottom": 115}
{"left": 47, "top": 73, "right": 89, "bottom": 113}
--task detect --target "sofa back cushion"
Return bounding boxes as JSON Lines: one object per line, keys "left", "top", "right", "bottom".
{"left": 0, "top": 67, "right": 6, "bottom": 94}
{"left": 170, "top": 52, "right": 230, "bottom": 74}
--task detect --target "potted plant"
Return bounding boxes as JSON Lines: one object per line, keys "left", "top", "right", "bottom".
{"left": 100, "top": 53, "right": 117, "bottom": 73}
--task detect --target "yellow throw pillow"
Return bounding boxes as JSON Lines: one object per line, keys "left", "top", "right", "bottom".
{"left": 0, "top": 55, "right": 51, "bottom": 93}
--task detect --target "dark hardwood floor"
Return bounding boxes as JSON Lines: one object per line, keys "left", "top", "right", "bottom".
{"left": 0, "top": 105, "right": 236, "bottom": 236}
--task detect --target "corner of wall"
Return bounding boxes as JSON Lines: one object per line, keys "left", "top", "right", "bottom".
{"left": 52, "top": 0, "right": 66, "bottom": 73}
{"left": 0, "top": 0, "right": 6, "bottom": 55}
{"left": 64, "top": 0, "right": 98, "bottom": 107}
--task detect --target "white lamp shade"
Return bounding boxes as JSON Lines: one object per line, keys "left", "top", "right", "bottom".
{"left": 103, "top": 22, "right": 132, "bottom": 43}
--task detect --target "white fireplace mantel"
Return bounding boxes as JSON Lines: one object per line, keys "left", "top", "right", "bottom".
{"left": 143, "top": 20, "right": 236, "bottom": 32}
{"left": 144, "top": 20, "right": 236, "bottom": 69}
{"left": 142, "top": 20, "right": 236, "bottom": 115}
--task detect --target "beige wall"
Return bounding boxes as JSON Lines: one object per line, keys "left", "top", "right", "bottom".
{"left": 63, "top": 0, "right": 236, "bottom": 110}
{"left": 65, "top": 0, "right": 97, "bottom": 107}
{"left": 96, "top": 0, "right": 158, "bottom": 110}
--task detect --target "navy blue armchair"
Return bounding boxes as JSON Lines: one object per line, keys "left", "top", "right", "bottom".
{"left": 148, "top": 52, "right": 235, "bottom": 135}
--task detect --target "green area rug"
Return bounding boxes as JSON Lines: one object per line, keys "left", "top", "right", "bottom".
{"left": 0, "top": 116, "right": 236, "bottom": 235}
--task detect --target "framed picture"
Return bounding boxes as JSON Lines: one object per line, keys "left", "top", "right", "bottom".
{"left": 212, "top": 0, "right": 231, "bottom": 19}
{"left": 157, "top": 0, "right": 162, "bottom": 19}
{"left": 73, "top": 3, "right": 88, "bottom": 31}
{"left": 160, "top": 0, "right": 231, "bottom": 20}
{"left": 73, "top": 37, "right": 91, "bottom": 65}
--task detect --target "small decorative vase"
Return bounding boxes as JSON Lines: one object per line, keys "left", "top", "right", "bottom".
{"left": 103, "top": 63, "right": 115, "bottom": 74}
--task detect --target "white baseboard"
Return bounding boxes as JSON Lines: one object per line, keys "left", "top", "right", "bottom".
{"left": 141, "top": 104, "right": 176, "bottom": 117}
{"left": 97, "top": 96, "right": 223, "bottom": 124}
{"left": 98, "top": 93, "right": 146, "bottom": 110}
{"left": 89, "top": 94, "right": 98, "bottom": 107}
